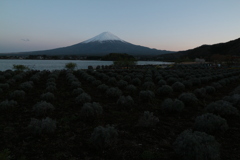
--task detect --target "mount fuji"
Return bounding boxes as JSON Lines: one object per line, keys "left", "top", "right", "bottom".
{"left": 10, "top": 32, "right": 173, "bottom": 56}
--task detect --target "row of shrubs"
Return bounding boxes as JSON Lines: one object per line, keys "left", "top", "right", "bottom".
{"left": 172, "top": 84, "right": 240, "bottom": 160}
{"left": 78, "top": 69, "right": 240, "bottom": 102}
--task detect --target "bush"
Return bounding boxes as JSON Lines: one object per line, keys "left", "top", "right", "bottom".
{"left": 182, "top": 80, "right": 193, "bottom": 89}
{"left": 194, "top": 88, "right": 206, "bottom": 99}
{"left": 28, "top": 117, "right": 56, "bottom": 135}
{"left": 205, "top": 100, "right": 239, "bottom": 116}
{"left": 32, "top": 101, "right": 55, "bottom": 116}
{"left": 106, "top": 87, "right": 122, "bottom": 99}
{"left": 10, "top": 90, "right": 26, "bottom": 100}
{"left": 125, "top": 84, "right": 137, "bottom": 94}
{"left": 157, "top": 79, "right": 166, "bottom": 87}
{"left": 173, "top": 129, "right": 220, "bottom": 160}
{"left": 107, "top": 77, "right": 117, "bottom": 86}
{"left": 223, "top": 94, "right": 240, "bottom": 109}
{"left": 205, "top": 86, "right": 216, "bottom": 94}
{"left": 71, "top": 81, "right": 81, "bottom": 89}
{"left": 131, "top": 78, "right": 141, "bottom": 86}
{"left": 117, "top": 95, "right": 134, "bottom": 108}
{"left": 97, "top": 84, "right": 109, "bottom": 93}
{"left": 75, "top": 93, "right": 92, "bottom": 105}
{"left": 90, "top": 125, "right": 118, "bottom": 149}
{"left": 142, "top": 81, "right": 155, "bottom": 91}
{"left": 65, "top": 62, "right": 77, "bottom": 70}
{"left": 178, "top": 92, "right": 198, "bottom": 106}
{"left": 144, "top": 77, "right": 152, "bottom": 82}
{"left": 0, "top": 83, "right": 9, "bottom": 90}
{"left": 194, "top": 113, "right": 228, "bottom": 135}
{"left": 13, "top": 64, "right": 29, "bottom": 71}
{"left": 80, "top": 102, "right": 103, "bottom": 118}
{"left": 156, "top": 85, "right": 173, "bottom": 96}
{"left": 137, "top": 111, "right": 159, "bottom": 127}
{"left": 117, "top": 80, "right": 128, "bottom": 89}
{"left": 211, "top": 82, "right": 222, "bottom": 90}
{"left": 123, "top": 75, "right": 131, "bottom": 82}
{"left": 0, "top": 100, "right": 18, "bottom": 111}
{"left": 45, "top": 85, "right": 57, "bottom": 92}
{"left": 0, "top": 75, "right": 5, "bottom": 83}
{"left": 40, "top": 92, "right": 55, "bottom": 101}
{"left": 172, "top": 82, "right": 185, "bottom": 92}
{"left": 190, "top": 78, "right": 201, "bottom": 86}
{"left": 166, "top": 77, "right": 178, "bottom": 85}
{"left": 230, "top": 85, "right": 240, "bottom": 95}
{"left": 19, "top": 81, "right": 33, "bottom": 92}
{"left": 72, "top": 88, "right": 84, "bottom": 96}
{"left": 161, "top": 98, "right": 184, "bottom": 113}
{"left": 139, "top": 90, "right": 155, "bottom": 103}
{"left": 46, "top": 81, "right": 56, "bottom": 87}
{"left": 92, "top": 80, "right": 102, "bottom": 86}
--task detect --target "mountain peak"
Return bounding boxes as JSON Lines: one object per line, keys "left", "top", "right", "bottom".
{"left": 82, "top": 32, "right": 126, "bottom": 43}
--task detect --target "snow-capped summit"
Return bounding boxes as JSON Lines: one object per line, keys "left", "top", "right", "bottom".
{"left": 82, "top": 32, "right": 126, "bottom": 43}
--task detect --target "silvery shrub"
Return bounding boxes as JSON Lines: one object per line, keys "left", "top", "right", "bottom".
{"left": 194, "top": 88, "right": 206, "bottom": 99}
{"left": 0, "top": 100, "right": 18, "bottom": 111}
{"left": 117, "top": 95, "right": 134, "bottom": 108}
{"left": 131, "top": 78, "right": 141, "bottom": 86}
{"left": 10, "top": 90, "right": 26, "bottom": 100}
{"left": 28, "top": 117, "right": 56, "bottom": 135}
{"left": 178, "top": 92, "right": 198, "bottom": 106}
{"left": 156, "top": 85, "right": 173, "bottom": 96}
{"left": 72, "top": 88, "right": 84, "bottom": 96}
{"left": 19, "top": 81, "right": 34, "bottom": 92}
{"left": 45, "top": 85, "right": 57, "bottom": 92}
{"left": 90, "top": 125, "right": 118, "bottom": 149}
{"left": 223, "top": 94, "right": 240, "bottom": 109}
{"left": 80, "top": 102, "right": 103, "bottom": 118}
{"left": 32, "top": 101, "right": 55, "bottom": 116}
{"left": 157, "top": 79, "right": 167, "bottom": 87}
{"left": 40, "top": 92, "right": 55, "bottom": 101}
{"left": 97, "top": 84, "right": 109, "bottom": 93}
{"left": 139, "top": 90, "right": 155, "bottom": 103}
{"left": 173, "top": 129, "right": 220, "bottom": 160}
{"left": 117, "top": 80, "right": 128, "bottom": 89}
{"left": 75, "top": 92, "right": 92, "bottom": 105}
{"left": 172, "top": 82, "right": 185, "bottom": 92}
{"left": 0, "top": 83, "right": 10, "bottom": 90}
{"left": 125, "top": 84, "right": 137, "bottom": 94}
{"left": 205, "top": 86, "right": 216, "bottom": 94}
{"left": 142, "top": 81, "right": 155, "bottom": 91}
{"left": 205, "top": 100, "right": 239, "bottom": 116}
{"left": 92, "top": 80, "right": 102, "bottom": 86}
{"left": 106, "top": 87, "right": 122, "bottom": 99}
{"left": 137, "top": 111, "right": 159, "bottom": 127}
{"left": 194, "top": 113, "right": 228, "bottom": 135}
{"left": 161, "top": 98, "right": 184, "bottom": 113}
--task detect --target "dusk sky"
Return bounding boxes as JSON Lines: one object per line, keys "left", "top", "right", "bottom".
{"left": 1, "top": 0, "right": 240, "bottom": 53}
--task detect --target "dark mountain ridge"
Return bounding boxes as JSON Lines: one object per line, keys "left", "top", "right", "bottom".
{"left": 161, "top": 37, "right": 240, "bottom": 60}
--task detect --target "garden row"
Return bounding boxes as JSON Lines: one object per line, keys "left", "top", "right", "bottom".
{"left": 0, "top": 67, "right": 240, "bottom": 159}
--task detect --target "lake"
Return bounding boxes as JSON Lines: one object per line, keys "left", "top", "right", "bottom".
{"left": 0, "top": 59, "right": 173, "bottom": 71}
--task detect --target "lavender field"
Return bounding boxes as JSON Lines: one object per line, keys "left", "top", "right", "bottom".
{"left": 1, "top": 65, "right": 240, "bottom": 159}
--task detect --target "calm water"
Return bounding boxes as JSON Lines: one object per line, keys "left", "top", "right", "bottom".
{"left": 0, "top": 59, "right": 173, "bottom": 71}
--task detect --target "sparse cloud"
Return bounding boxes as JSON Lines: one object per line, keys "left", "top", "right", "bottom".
{"left": 21, "top": 38, "right": 30, "bottom": 42}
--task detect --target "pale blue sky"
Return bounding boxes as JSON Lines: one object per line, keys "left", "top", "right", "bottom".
{"left": 1, "top": 0, "right": 240, "bottom": 53}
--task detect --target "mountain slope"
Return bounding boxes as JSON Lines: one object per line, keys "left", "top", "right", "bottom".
{"left": 161, "top": 37, "right": 240, "bottom": 60}
{"left": 7, "top": 32, "right": 172, "bottom": 56}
